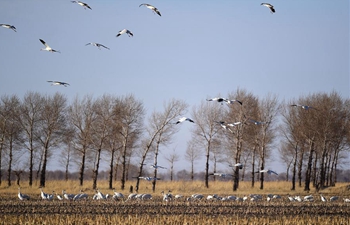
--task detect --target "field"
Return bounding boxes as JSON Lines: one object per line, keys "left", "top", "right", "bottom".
{"left": 1, "top": 180, "right": 350, "bottom": 224}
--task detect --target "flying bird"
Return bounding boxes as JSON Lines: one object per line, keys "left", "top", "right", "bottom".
{"left": 261, "top": 3, "right": 275, "bottom": 13}
{"left": 229, "top": 163, "right": 243, "bottom": 169}
{"left": 175, "top": 117, "right": 194, "bottom": 124}
{"left": 150, "top": 164, "right": 167, "bottom": 170}
{"left": 39, "top": 39, "right": 60, "bottom": 53}
{"left": 85, "top": 42, "right": 110, "bottom": 50}
{"left": 291, "top": 104, "right": 317, "bottom": 110}
{"left": 116, "top": 29, "right": 133, "bottom": 37}
{"left": 215, "top": 121, "right": 241, "bottom": 132}
{"left": 47, "top": 81, "right": 70, "bottom": 87}
{"left": 209, "top": 173, "right": 233, "bottom": 178}
{"left": 249, "top": 119, "right": 267, "bottom": 125}
{"left": 0, "top": 24, "right": 16, "bottom": 32}
{"left": 257, "top": 169, "right": 278, "bottom": 175}
{"left": 139, "top": 3, "right": 161, "bottom": 16}
{"left": 206, "top": 97, "right": 242, "bottom": 105}
{"left": 71, "top": 1, "right": 92, "bottom": 10}
{"left": 135, "top": 176, "right": 161, "bottom": 181}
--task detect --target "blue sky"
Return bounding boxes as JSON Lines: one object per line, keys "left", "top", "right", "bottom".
{"left": 0, "top": 0, "right": 349, "bottom": 174}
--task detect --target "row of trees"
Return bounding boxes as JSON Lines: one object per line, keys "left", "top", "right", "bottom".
{"left": 0, "top": 90, "right": 349, "bottom": 192}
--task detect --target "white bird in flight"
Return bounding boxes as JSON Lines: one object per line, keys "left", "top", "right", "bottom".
{"left": 206, "top": 97, "right": 242, "bottom": 105}
{"left": 39, "top": 39, "right": 60, "bottom": 53}
{"left": 71, "top": 1, "right": 92, "bottom": 10}
{"left": 0, "top": 24, "right": 16, "bottom": 32}
{"left": 258, "top": 169, "right": 278, "bottom": 175}
{"left": 116, "top": 29, "right": 133, "bottom": 37}
{"left": 291, "top": 104, "right": 317, "bottom": 110}
{"left": 150, "top": 164, "right": 167, "bottom": 170}
{"left": 175, "top": 117, "right": 194, "bottom": 124}
{"left": 85, "top": 42, "right": 110, "bottom": 50}
{"left": 261, "top": 3, "right": 275, "bottom": 13}
{"left": 209, "top": 173, "right": 233, "bottom": 178}
{"left": 136, "top": 176, "right": 161, "bottom": 181}
{"left": 249, "top": 119, "right": 267, "bottom": 125}
{"left": 229, "top": 163, "right": 243, "bottom": 169}
{"left": 139, "top": 3, "right": 161, "bottom": 16}
{"left": 47, "top": 81, "right": 70, "bottom": 87}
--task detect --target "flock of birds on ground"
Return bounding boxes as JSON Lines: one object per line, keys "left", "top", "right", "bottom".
{"left": 17, "top": 187, "right": 350, "bottom": 204}
{"left": 1, "top": 1, "right": 277, "bottom": 88}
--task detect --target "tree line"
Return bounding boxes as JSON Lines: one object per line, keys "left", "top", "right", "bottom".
{"left": 0, "top": 90, "right": 349, "bottom": 192}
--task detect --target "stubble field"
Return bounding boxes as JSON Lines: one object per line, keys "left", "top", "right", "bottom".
{"left": 0, "top": 180, "right": 349, "bottom": 224}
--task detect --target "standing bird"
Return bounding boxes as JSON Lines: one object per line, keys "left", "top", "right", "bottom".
{"left": 39, "top": 39, "right": 60, "bottom": 53}
{"left": 71, "top": 1, "right": 92, "bottom": 10}
{"left": 63, "top": 190, "right": 75, "bottom": 200}
{"left": 257, "top": 169, "right": 278, "bottom": 175}
{"left": 139, "top": 3, "right": 161, "bottom": 16}
{"left": 320, "top": 194, "right": 327, "bottom": 202}
{"left": 116, "top": 29, "right": 133, "bottom": 37}
{"left": 175, "top": 117, "right": 194, "bottom": 124}
{"left": 261, "top": 3, "right": 275, "bottom": 13}
{"left": 85, "top": 42, "right": 110, "bottom": 50}
{"left": 47, "top": 81, "right": 70, "bottom": 87}
{"left": 0, "top": 24, "right": 16, "bottom": 32}
{"left": 18, "top": 187, "right": 30, "bottom": 200}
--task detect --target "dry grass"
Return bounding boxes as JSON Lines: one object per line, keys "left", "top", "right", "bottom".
{"left": 2, "top": 180, "right": 347, "bottom": 196}
{"left": 0, "top": 180, "right": 349, "bottom": 225}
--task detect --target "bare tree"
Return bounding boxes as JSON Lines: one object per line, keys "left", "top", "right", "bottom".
{"left": 60, "top": 127, "right": 75, "bottom": 181}
{"left": 91, "top": 95, "right": 114, "bottom": 190}
{"left": 37, "top": 93, "right": 68, "bottom": 187}
{"left": 135, "top": 99, "right": 187, "bottom": 192}
{"left": 0, "top": 95, "right": 22, "bottom": 186}
{"left": 184, "top": 140, "right": 202, "bottom": 181}
{"left": 117, "top": 95, "right": 145, "bottom": 190}
{"left": 256, "top": 94, "right": 279, "bottom": 190}
{"left": 68, "top": 95, "right": 95, "bottom": 186}
{"left": 191, "top": 100, "right": 222, "bottom": 188}
{"left": 18, "top": 92, "right": 43, "bottom": 186}
{"left": 164, "top": 148, "right": 180, "bottom": 181}
{"left": 224, "top": 89, "right": 257, "bottom": 191}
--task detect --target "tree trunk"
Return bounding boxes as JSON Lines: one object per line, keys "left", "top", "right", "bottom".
{"left": 205, "top": 145, "right": 210, "bottom": 188}
{"left": 233, "top": 138, "right": 242, "bottom": 191}
{"left": 79, "top": 151, "right": 86, "bottom": 186}
{"left": 251, "top": 145, "right": 257, "bottom": 188}
{"left": 152, "top": 141, "right": 160, "bottom": 192}
{"left": 135, "top": 153, "right": 148, "bottom": 192}
{"left": 120, "top": 139, "right": 128, "bottom": 190}
{"left": 297, "top": 149, "right": 304, "bottom": 187}
{"left": 7, "top": 141, "right": 13, "bottom": 187}
{"left": 291, "top": 144, "right": 298, "bottom": 190}
{"left": 114, "top": 162, "right": 119, "bottom": 181}
{"left": 39, "top": 146, "right": 48, "bottom": 187}
{"left": 92, "top": 148, "right": 102, "bottom": 190}
{"left": 191, "top": 160, "right": 194, "bottom": 181}
{"left": 108, "top": 149, "right": 115, "bottom": 189}
{"left": 65, "top": 150, "right": 70, "bottom": 181}
{"left": 29, "top": 137, "right": 34, "bottom": 187}
{"left": 259, "top": 139, "right": 267, "bottom": 190}
{"left": 304, "top": 141, "right": 314, "bottom": 191}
